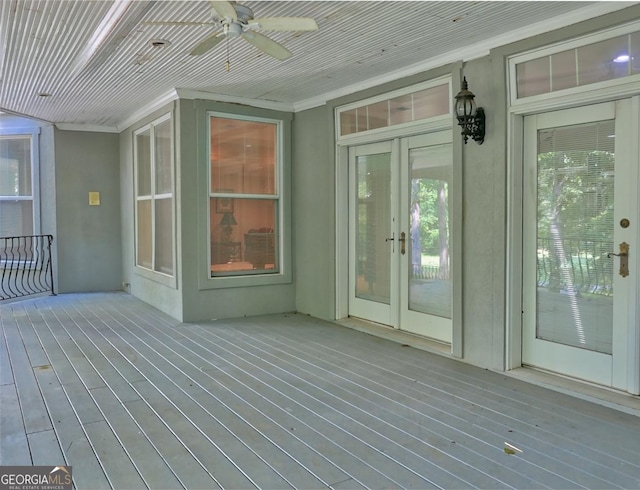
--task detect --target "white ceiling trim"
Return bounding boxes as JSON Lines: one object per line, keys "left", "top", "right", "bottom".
{"left": 175, "top": 89, "right": 294, "bottom": 112}
{"left": 116, "top": 88, "right": 180, "bottom": 132}
{"left": 55, "top": 122, "right": 121, "bottom": 133}
{"left": 292, "top": 1, "right": 638, "bottom": 112}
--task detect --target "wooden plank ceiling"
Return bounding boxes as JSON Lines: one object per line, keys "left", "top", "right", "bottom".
{"left": 0, "top": 1, "right": 633, "bottom": 130}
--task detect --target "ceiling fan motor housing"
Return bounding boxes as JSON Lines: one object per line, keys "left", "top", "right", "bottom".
{"left": 226, "top": 22, "right": 243, "bottom": 37}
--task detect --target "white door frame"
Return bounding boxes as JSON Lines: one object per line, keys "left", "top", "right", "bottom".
{"left": 506, "top": 98, "right": 640, "bottom": 395}
{"left": 335, "top": 121, "right": 462, "bottom": 353}
{"left": 347, "top": 140, "right": 399, "bottom": 328}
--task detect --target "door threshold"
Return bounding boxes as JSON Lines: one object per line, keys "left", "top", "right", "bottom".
{"left": 335, "top": 317, "right": 452, "bottom": 357}
{"left": 506, "top": 366, "right": 640, "bottom": 417}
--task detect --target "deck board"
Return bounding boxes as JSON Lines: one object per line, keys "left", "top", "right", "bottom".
{"left": 237, "top": 320, "right": 639, "bottom": 487}
{"left": 2, "top": 317, "right": 52, "bottom": 435}
{"left": 30, "top": 367, "right": 110, "bottom": 489}
{"left": 2, "top": 292, "right": 640, "bottom": 490}
{"left": 0, "top": 384, "right": 31, "bottom": 465}
{"left": 27, "top": 429, "right": 65, "bottom": 466}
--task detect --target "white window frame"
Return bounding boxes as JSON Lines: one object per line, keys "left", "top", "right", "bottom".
{"left": 205, "top": 111, "right": 291, "bottom": 289}
{"left": 133, "top": 113, "right": 176, "bottom": 287}
{"left": 0, "top": 129, "right": 41, "bottom": 238}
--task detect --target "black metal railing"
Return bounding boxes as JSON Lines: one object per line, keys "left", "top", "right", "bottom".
{"left": 412, "top": 263, "right": 450, "bottom": 280}
{"left": 537, "top": 237, "right": 613, "bottom": 296}
{"left": 1, "top": 235, "right": 55, "bottom": 300}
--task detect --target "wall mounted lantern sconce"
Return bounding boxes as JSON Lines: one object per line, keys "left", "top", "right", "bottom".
{"left": 454, "top": 76, "right": 485, "bottom": 144}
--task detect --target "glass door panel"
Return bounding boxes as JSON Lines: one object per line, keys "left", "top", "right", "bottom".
{"left": 400, "top": 132, "right": 453, "bottom": 343}
{"left": 348, "top": 142, "right": 395, "bottom": 326}
{"left": 355, "top": 153, "right": 391, "bottom": 303}
{"left": 535, "top": 120, "right": 614, "bottom": 354}
{"left": 408, "top": 144, "right": 452, "bottom": 319}
{"left": 523, "top": 101, "right": 636, "bottom": 390}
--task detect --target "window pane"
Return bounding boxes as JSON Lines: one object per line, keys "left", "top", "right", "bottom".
{"left": 409, "top": 144, "right": 452, "bottom": 319}
{"left": 517, "top": 57, "right": 551, "bottom": 98}
{"left": 578, "top": 35, "right": 629, "bottom": 85}
{"left": 0, "top": 200, "right": 33, "bottom": 236}
{"left": 390, "top": 94, "right": 413, "bottom": 125}
{"left": 630, "top": 32, "right": 640, "bottom": 75}
{"left": 155, "top": 120, "right": 172, "bottom": 195}
{"left": 210, "top": 117, "right": 276, "bottom": 195}
{"left": 355, "top": 153, "right": 391, "bottom": 304}
{"left": 340, "top": 109, "right": 357, "bottom": 135}
{"left": 137, "top": 200, "right": 152, "bottom": 269}
{"left": 356, "top": 108, "right": 367, "bottom": 133}
{"left": 210, "top": 198, "right": 277, "bottom": 274}
{"left": 367, "top": 101, "right": 388, "bottom": 130}
{"left": 536, "top": 120, "right": 615, "bottom": 354}
{"left": 154, "top": 197, "right": 173, "bottom": 275}
{"left": 137, "top": 130, "right": 151, "bottom": 196}
{"left": 551, "top": 49, "right": 577, "bottom": 92}
{"left": 413, "top": 84, "right": 450, "bottom": 120}
{"left": 0, "top": 136, "right": 31, "bottom": 196}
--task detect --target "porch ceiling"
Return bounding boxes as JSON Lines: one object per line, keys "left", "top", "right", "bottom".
{"left": 0, "top": 1, "right": 635, "bottom": 131}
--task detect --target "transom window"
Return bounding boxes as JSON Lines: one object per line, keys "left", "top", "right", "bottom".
{"left": 513, "top": 22, "right": 640, "bottom": 101}
{"left": 338, "top": 80, "right": 451, "bottom": 137}
{"left": 209, "top": 114, "right": 281, "bottom": 277}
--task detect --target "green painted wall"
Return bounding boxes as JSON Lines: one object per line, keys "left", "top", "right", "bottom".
{"left": 54, "top": 129, "right": 122, "bottom": 293}
{"left": 292, "top": 105, "right": 335, "bottom": 320}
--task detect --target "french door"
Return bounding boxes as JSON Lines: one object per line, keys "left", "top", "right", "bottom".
{"left": 348, "top": 132, "right": 453, "bottom": 343}
{"left": 522, "top": 100, "right": 638, "bottom": 392}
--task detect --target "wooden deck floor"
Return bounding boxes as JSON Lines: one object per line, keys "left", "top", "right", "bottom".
{"left": 2, "top": 292, "right": 640, "bottom": 489}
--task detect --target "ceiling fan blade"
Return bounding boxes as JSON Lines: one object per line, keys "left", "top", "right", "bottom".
{"left": 190, "top": 33, "right": 224, "bottom": 56}
{"left": 143, "top": 21, "right": 215, "bottom": 26}
{"left": 250, "top": 17, "right": 318, "bottom": 31}
{"left": 241, "top": 31, "right": 292, "bottom": 60}
{"left": 209, "top": 1, "right": 237, "bottom": 21}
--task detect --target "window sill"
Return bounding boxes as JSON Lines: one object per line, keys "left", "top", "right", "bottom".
{"left": 201, "top": 265, "right": 291, "bottom": 290}
{"left": 134, "top": 265, "right": 177, "bottom": 289}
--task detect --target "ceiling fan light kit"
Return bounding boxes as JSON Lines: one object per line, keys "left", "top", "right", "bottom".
{"left": 188, "top": 0, "right": 318, "bottom": 70}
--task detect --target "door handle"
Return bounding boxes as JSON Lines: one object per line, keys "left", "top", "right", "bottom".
{"left": 399, "top": 232, "right": 406, "bottom": 255}
{"left": 607, "top": 242, "right": 629, "bottom": 277}
{"left": 385, "top": 233, "right": 395, "bottom": 253}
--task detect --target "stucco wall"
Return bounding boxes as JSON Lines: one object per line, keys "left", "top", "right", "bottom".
{"left": 54, "top": 129, "right": 122, "bottom": 293}
{"left": 292, "top": 105, "right": 335, "bottom": 320}
{"left": 457, "top": 57, "right": 507, "bottom": 370}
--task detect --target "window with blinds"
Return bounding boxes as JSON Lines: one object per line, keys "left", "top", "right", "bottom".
{"left": 535, "top": 119, "right": 615, "bottom": 353}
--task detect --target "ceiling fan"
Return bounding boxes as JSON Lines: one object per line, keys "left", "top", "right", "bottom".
{"left": 190, "top": 1, "right": 318, "bottom": 64}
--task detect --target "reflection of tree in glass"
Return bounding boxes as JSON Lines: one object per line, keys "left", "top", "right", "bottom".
{"left": 537, "top": 128, "right": 615, "bottom": 296}
{"left": 411, "top": 178, "right": 449, "bottom": 280}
